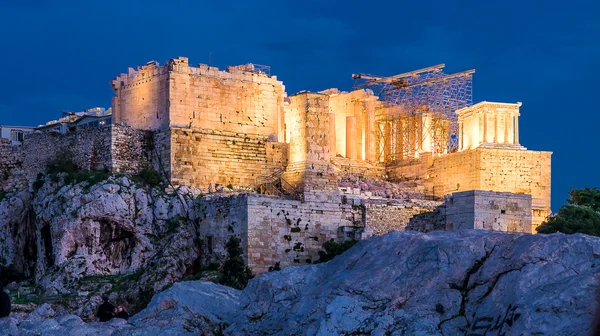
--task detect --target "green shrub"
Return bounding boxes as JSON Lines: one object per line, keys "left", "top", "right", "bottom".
{"left": 0, "top": 191, "right": 6, "bottom": 203}
{"left": 537, "top": 205, "right": 600, "bottom": 236}
{"left": 537, "top": 188, "right": 600, "bottom": 236}
{"left": 136, "top": 167, "right": 163, "bottom": 188}
{"left": 47, "top": 151, "right": 78, "bottom": 176}
{"left": 220, "top": 237, "right": 254, "bottom": 289}
{"left": 268, "top": 262, "right": 281, "bottom": 272}
{"left": 165, "top": 215, "right": 185, "bottom": 234}
{"left": 316, "top": 239, "right": 358, "bottom": 263}
{"left": 74, "top": 170, "right": 110, "bottom": 186}
{"left": 32, "top": 173, "right": 45, "bottom": 192}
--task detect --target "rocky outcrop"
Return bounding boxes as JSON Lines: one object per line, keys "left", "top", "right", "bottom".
{"left": 31, "top": 174, "right": 192, "bottom": 293}
{"left": 0, "top": 190, "right": 36, "bottom": 277}
{"left": 2, "top": 230, "right": 599, "bottom": 335}
{"left": 0, "top": 173, "right": 212, "bottom": 316}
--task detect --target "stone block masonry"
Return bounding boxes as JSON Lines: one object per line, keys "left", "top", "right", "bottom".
{"left": 193, "top": 193, "right": 365, "bottom": 274}
{"left": 112, "top": 58, "right": 286, "bottom": 142}
{"left": 246, "top": 194, "right": 361, "bottom": 273}
{"left": 364, "top": 198, "right": 442, "bottom": 235}
{"left": 0, "top": 139, "right": 23, "bottom": 191}
{"left": 164, "top": 127, "right": 288, "bottom": 191}
{"left": 194, "top": 194, "right": 250, "bottom": 266}
{"left": 193, "top": 192, "right": 448, "bottom": 274}
{"left": 428, "top": 147, "right": 551, "bottom": 231}
{"left": 442, "top": 190, "right": 532, "bottom": 232}
{"left": 0, "top": 125, "right": 151, "bottom": 192}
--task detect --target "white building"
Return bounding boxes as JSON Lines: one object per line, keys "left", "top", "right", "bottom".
{"left": 36, "top": 107, "right": 112, "bottom": 134}
{"left": 0, "top": 126, "right": 35, "bottom": 145}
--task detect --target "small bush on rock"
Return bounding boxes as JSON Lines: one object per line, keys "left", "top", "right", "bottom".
{"left": 136, "top": 167, "right": 163, "bottom": 188}
{"left": 268, "top": 262, "right": 281, "bottom": 272}
{"left": 220, "top": 237, "right": 254, "bottom": 289}
{"left": 32, "top": 173, "right": 45, "bottom": 192}
{"left": 317, "top": 239, "right": 358, "bottom": 263}
{"left": 47, "top": 150, "right": 78, "bottom": 175}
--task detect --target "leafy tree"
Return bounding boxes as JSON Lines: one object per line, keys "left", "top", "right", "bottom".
{"left": 220, "top": 237, "right": 253, "bottom": 290}
{"left": 317, "top": 239, "right": 358, "bottom": 263}
{"left": 566, "top": 187, "right": 600, "bottom": 211}
{"left": 537, "top": 187, "right": 600, "bottom": 236}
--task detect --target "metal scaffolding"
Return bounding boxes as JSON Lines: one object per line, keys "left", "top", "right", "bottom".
{"left": 352, "top": 64, "right": 474, "bottom": 161}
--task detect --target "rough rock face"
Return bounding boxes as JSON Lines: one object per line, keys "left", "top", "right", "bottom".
{"left": 31, "top": 174, "right": 198, "bottom": 294}
{"left": 2, "top": 230, "right": 599, "bottom": 335}
{"left": 0, "top": 173, "right": 210, "bottom": 316}
{"left": 0, "top": 190, "right": 36, "bottom": 277}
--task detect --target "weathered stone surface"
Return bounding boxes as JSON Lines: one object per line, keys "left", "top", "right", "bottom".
{"left": 31, "top": 174, "right": 197, "bottom": 296}
{"left": 224, "top": 230, "right": 600, "bottom": 335}
{"left": 120, "top": 281, "right": 242, "bottom": 335}
{"left": 0, "top": 174, "right": 208, "bottom": 316}
{"left": 3, "top": 230, "right": 598, "bottom": 335}
{"left": 0, "top": 190, "right": 36, "bottom": 276}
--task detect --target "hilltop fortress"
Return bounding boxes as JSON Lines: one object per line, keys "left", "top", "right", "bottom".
{"left": 0, "top": 57, "right": 551, "bottom": 272}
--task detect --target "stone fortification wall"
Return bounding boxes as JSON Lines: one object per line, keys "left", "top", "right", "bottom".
{"left": 442, "top": 190, "right": 532, "bottom": 233}
{"left": 110, "top": 126, "right": 151, "bottom": 173}
{"left": 1, "top": 125, "right": 149, "bottom": 192}
{"left": 386, "top": 153, "right": 434, "bottom": 183}
{"left": 169, "top": 61, "right": 285, "bottom": 139}
{"left": 246, "top": 194, "right": 362, "bottom": 273}
{"left": 164, "top": 127, "right": 288, "bottom": 191}
{"left": 112, "top": 57, "right": 286, "bottom": 140}
{"left": 364, "top": 198, "right": 442, "bottom": 235}
{"left": 331, "top": 157, "right": 386, "bottom": 180}
{"left": 111, "top": 61, "right": 170, "bottom": 130}
{"left": 194, "top": 194, "right": 250, "bottom": 266}
{"left": 0, "top": 139, "right": 23, "bottom": 191}
{"left": 20, "top": 127, "right": 112, "bottom": 182}
{"left": 192, "top": 193, "right": 364, "bottom": 274}
{"left": 283, "top": 93, "right": 337, "bottom": 199}
{"left": 193, "top": 192, "right": 447, "bottom": 274}
{"left": 428, "top": 147, "right": 551, "bottom": 229}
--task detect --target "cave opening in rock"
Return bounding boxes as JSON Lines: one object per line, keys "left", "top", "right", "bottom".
{"left": 40, "top": 224, "right": 54, "bottom": 267}
{"left": 99, "top": 220, "right": 136, "bottom": 269}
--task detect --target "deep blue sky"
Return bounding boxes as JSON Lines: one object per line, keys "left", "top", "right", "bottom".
{"left": 0, "top": 0, "right": 598, "bottom": 210}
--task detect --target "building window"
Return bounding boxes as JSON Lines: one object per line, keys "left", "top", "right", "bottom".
{"left": 11, "top": 130, "right": 24, "bottom": 142}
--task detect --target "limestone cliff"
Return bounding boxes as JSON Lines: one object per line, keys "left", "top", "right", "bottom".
{"left": 0, "top": 173, "right": 206, "bottom": 315}
{"left": 1, "top": 230, "right": 598, "bottom": 335}
{"left": 0, "top": 190, "right": 36, "bottom": 278}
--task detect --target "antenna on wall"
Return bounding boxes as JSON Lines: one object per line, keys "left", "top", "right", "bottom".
{"left": 208, "top": 51, "right": 213, "bottom": 67}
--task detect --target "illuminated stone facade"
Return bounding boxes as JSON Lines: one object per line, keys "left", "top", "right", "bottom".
{"left": 109, "top": 58, "right": 551, "bottom": 234}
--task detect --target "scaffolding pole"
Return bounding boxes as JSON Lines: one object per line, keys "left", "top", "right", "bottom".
{"left": 355, "top": 65, "right": 474, "bottom": 161}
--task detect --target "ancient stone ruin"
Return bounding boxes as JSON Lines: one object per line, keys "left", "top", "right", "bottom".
{"left": 0, "top": 57, "right": 552, "bottom": 273}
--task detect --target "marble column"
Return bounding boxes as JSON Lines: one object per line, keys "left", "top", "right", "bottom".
{"left": 514, "top": 115, "right": 519, "bottom": 144}
{"left": 346, "top": 116, "right": 357, "bottom": 160}
{"left": 384, "top": 121, "right": 391, "bottom": 162}
{"left": 329, "top": 113, "right": 336, "bottom": 157}
{"left": 483, "top": 112, "right": 488, "bottom": 143}
{"left": 493, "top": 113, "right": 498, "bottom": 143}
{"left": 504, "top": 114, "right": 509, "bottom": 144}
{"left": 365, "top": 99, "right": 375, "bottom": 162}
{"left": 459, "top": 121, "right": 464, "bottom": 150}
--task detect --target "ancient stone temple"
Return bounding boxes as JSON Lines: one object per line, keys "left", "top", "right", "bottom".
{"left": 109, "top": 57, "right": 550, "bottom": 231}
{"left": 0, "top": 57, "right": 552, "bottom": 273}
